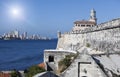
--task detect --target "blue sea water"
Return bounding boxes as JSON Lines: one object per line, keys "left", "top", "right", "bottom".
{"left": 0, "top": 39, "right": 57, "bottom": 71}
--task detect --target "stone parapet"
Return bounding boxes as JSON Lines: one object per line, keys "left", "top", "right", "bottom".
{"left": 57, "top": 18, "right": 120, "bottom": 53}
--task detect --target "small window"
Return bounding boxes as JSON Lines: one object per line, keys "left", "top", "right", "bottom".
{"left": 49, "top": 56, "right": 54, "bottom": 62}
{"left": 86, "top": 25, "right": 90, "bottom": 27}
{"left": 81, "top": 25, "right": 85, "bottom": 27}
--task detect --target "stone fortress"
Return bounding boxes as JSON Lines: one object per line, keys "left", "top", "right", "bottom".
{"left": 72, "top": 9, "right": 97, "bottom": 31}
{"left": 42, "top": 9, "right": 120, "bottom": 77}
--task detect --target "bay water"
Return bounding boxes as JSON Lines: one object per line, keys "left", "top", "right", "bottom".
{"left": 0, "top": 40, "right": 57, "bottom": 71}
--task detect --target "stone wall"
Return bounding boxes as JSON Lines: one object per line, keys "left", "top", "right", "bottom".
{"left": 44, "top": 50, "right": 75, "bottom": 71}
{"left": 86, "top": 27, "right": 120, "bottom": 53}
{"left": 57, "top": 18, "right": 120, "bottom": 53}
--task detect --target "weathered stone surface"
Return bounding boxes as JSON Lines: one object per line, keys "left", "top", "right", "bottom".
{"left": 57, "top": 18, "right": 120, "bottom": 53}
{"left": 60, "top": 47, "right": 107, "bottom": 77}
{"left": 44, "top": 50, "right": 76, "bottom": 72}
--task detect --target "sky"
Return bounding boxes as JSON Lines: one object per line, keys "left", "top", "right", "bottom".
{"left": 0, "top": 0, "right": 120, "bottom": 38}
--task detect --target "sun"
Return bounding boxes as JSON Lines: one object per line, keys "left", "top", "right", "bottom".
{"left": 12, "top": 9, "right": 19, "bottom": 15}
{"left": 10, "top": 7, "right": 22, "bottom": 18}
{"left": 11, "top": 8, "right": 20, "bottom": 16}
{"left": 9, "top": 5, "right": 25, "bottom": 20}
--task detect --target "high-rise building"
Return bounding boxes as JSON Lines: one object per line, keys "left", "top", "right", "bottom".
{"left": 23, "top": 32, "right": 27, "bottom": 39}
{"left": 14, "top": 30, "right": 19, "bottom": 38}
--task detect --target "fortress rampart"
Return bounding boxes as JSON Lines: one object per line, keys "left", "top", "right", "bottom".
{"left": 57, "top": 18, "right": 120, "bottom": 53}
{"left": 43, "top": 9, "right": 120, "bottom": 76}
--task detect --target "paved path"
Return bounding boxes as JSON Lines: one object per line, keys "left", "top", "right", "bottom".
{"left": 60, "top": 47, "right": 107, "bottom": 77}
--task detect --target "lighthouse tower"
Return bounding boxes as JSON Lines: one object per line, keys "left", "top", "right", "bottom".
{"left": 89, "top": 9, "right": 97, "bottom": 25}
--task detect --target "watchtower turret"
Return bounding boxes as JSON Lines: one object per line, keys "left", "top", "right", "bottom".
{"left": 89, "top": 9, "right": 97, "bottom": 25}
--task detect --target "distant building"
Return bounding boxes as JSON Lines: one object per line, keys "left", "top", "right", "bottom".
{"left": 22, "top": 32, "right": 27, "bottom": 39}
{"left": 14, "top": 30, "right": 19, "bottom": 38}
{"left": 24, "top": 32, "right": 27, "bottom": 38}
{"left": 72, "top": 9, "right": 97, "bottom": 31}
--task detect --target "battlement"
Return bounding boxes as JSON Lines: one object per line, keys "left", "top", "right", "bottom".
{"left": 64, "top": 18, "right": 120, "bottom": 35}
{"left": 57, "top": 18, "right": 120, "bottom": 52}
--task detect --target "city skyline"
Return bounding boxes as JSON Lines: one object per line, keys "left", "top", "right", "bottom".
{"left": 0, "top": 29, "right": 50, "bottom": 40}
{"left": 0, "top": 0, "right": 120, "bottom": 37}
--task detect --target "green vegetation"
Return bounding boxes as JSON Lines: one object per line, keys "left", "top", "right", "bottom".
{"left": 59, "top": 55, "right": 71, "bottom": 67}
{"left": 11, "top": 69, "right": 21, "bottom": 77}
{"left": 86, "top": 43, "right": 91, "bottom": 47}
{"left": 58, "top": 53, "right": 78, "bottom": 73}
{"left": 95, "top": 48, "right": 98, "bottom": 51}
{"left": 24, "top": 65, "right": 46, "bottom": 77}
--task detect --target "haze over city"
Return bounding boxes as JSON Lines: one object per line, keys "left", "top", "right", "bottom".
{"left": 0, "top": 0, "right": 120, "bottom": 37}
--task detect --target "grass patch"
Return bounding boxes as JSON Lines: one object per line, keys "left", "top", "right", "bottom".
{"left": 86, "top": 43, "right": 91, "bottom": 47}
{"left": 24, "top": 65, "right": 46, "bottom": 77}
{"left": 58, "top": 53, "right": 78, "bottom": 73}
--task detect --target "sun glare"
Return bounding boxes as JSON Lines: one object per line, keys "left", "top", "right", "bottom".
{"left": 9, "top": 6, "right": 23, "bottom": 18}
{"left": 12, "top": 8, "right": 19, "bottom": 15}
{"left": 8, "top": 4, "right": 25, "bottom": 20}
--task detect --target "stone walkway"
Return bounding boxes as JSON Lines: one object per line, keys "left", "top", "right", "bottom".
{"left": 60, "top": 47, "right": 107, "bottom": 77}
